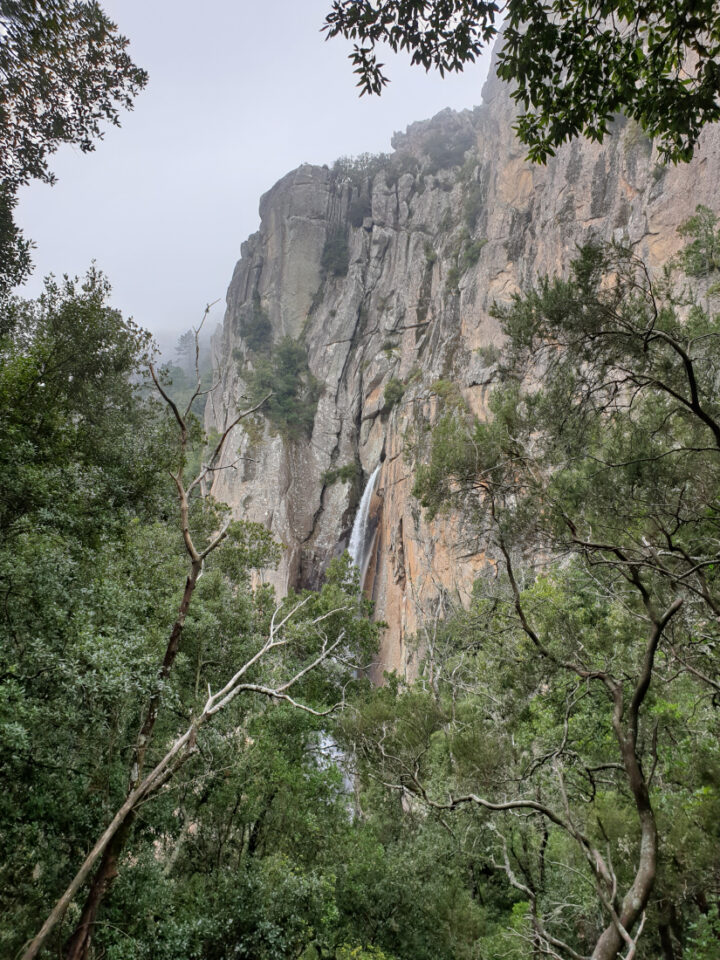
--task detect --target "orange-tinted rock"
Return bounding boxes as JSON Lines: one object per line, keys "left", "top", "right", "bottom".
{"left": 207, "top": 53, "right": 720, "bottom": 678}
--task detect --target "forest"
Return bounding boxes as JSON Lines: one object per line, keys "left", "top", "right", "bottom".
{"left": 1, "top": 3, "right": 720, "bottom": 960}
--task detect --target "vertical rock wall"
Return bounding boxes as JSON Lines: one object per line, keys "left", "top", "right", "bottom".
{"left": 206, "top": 64, "right": 720, "bottom": 678}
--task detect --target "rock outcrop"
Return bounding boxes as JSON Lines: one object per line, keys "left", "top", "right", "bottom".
{"left": 206, "top": 60, "right": 720, "bottom": 678}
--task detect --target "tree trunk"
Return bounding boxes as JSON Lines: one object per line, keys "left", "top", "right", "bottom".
{"left": 59, "top": 561, "right": 202, "bottom": 958}
{"left": 63, "top": 818, "right": 133, "bottom": 960}
{"left": 659, "top": 923, "right": 676, "bottom": 960}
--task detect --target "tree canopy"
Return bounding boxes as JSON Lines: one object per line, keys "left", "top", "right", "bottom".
{"left": 397, "top": 210, "right": 720, "bottom": 959}
{"left": 0, "top": 0, "right": 146, "bottom": 292}
{"left": 323, "top": 0, "right": 720, "bottom": 163}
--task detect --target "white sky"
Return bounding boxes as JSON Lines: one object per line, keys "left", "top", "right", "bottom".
{"left": 17, "top": 0, "right": 492, "bottom": 354}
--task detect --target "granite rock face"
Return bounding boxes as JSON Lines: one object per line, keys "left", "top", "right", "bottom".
{"left": 206, "top": 64, "right": 720, "bottom": 678}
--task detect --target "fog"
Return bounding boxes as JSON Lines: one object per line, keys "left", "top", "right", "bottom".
{"left": 17, "top": 0, "right": 492, "bottom": 354}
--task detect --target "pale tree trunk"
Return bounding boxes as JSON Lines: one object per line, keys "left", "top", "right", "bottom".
{"left": 590, "top": 598, "right": 682, "bottom": 960}
{"left": 20, "top": 343, "right": 272, "bottom": 960}
{"left": 63, "top": 821, "right": 131, "bottom": 960}
{"left": 20, "top": 596, "right": 343, "bottom": 960}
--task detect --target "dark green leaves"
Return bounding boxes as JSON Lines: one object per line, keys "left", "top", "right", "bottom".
{"left": 324, "top": 0, "right": 720, "bottom": 163}
{"left": 244, "top": 336, "right": 322, "bottom": 441}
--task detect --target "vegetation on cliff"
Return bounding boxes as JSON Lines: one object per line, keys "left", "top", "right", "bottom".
{"left": 244, "top": 335, "right": 322, "bottom": 440}
{"left": 3, "top": 6, "right": 720, "bottom": 960}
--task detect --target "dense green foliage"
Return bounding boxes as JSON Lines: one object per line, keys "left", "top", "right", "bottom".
{"left": 404, "top": 211, "right": 720, "bottom": 958}
{"left": 0, "top": 0, "right": 146, "bottom": 292}
{"left": 382, "top": 377, "right": 405, "bottom": 411}
{"left": 323, "top": 0, "right": 720, "bottom": 163}
{"left": 0, "top": 272, "right": 170, "bottom": 952}
{"left": 245, "top": 335, "right": 322, "bottom": 440}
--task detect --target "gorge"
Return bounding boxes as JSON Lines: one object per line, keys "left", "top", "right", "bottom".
{"left": 205, "top": 58, "right": 720, "bottom": 678}
{"left": 8, "top": 7, "right": 720, "bottom": 959}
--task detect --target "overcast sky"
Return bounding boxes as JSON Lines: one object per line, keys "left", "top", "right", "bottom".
{"left": 17, "top": 0, "right": 492, "bottom": 354}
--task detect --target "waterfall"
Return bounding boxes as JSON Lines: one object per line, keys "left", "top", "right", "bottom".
{"left": 315, "top": 466, "right": 382, "bottom": 804}
{"left": 348, "top": 465, "right": 380, "bottom": 582}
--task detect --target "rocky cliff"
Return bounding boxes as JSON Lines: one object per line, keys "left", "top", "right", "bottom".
{"left": 206, "top": 62, "right": 720, "bottom": 679}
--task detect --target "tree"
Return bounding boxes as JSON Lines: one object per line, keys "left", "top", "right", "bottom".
{"left": 0, "top": 0, "right": 146, "bottom": 190}
{"left": 245, "top": 335, "right": 322, "bottom": 440}
{"left": 0, "top": 0, "right": 146, "bottom": 291}
{"left": 15, "top": 307, "right": 377, "bottom": 960}
{"left": 347, "top": 216, "right": 720, "bottom": 960}
{"left": 0, "top": 270, "right": 174, "bottom": 956}
{"left": 323, "top": 0, "right": 720, "bottom": 163}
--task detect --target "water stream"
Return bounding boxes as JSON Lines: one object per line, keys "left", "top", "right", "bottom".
{"left": 348, "top": 464, "right": 380, "bottom": 585}
{"left": 316, "top": 465, "right": 381, "bottom": 799}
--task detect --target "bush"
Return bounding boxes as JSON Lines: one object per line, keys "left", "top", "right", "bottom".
{"left": 322, "top": 228, "right": 350, "bottom": 278}
{"left": 460, "top": 237, "right": 487, "bottom": 271}
{"left": 322, "top": 463, "right": 359, "bottom": 486}
{"left": 245, "top": 337, "right": 321, "bottom": 440}
{"left": 383, "top": 378, "right": 405, "bottom": 411}
{"left": 430, "top": 379, "right": 467, "bottom": 410}
{"left": 476, "top": 343, "right": 501, "bottom": 366}
{"left": 444, "top": 265, "right": 460, "bottom": 294}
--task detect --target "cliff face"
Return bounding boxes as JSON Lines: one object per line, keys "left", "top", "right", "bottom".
{"left": 206, "top": 65, "right": 720, "bottom": 678}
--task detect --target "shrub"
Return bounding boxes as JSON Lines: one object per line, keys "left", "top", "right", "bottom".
{"left": 322, "top": 463, "right": 359, "bottom": 486}
{"left": 244, "top": 336, "right": 321, "bottom": 440}
{"left": 476, "top": 343, "right": 501, "bottom": 366}
{"left": 383, "top": 377, "right": 405, "bottom": 411}
{"left": 431, "top": 379, "right": 465, "bottom": 405}
{"left": 445, "top": 265, "right": 461, "bottom": 294}
{"left": 460, "top": 237, "right": 487, "bottom": 271}
{"left": 322, "top": 227, "right": 350, "bottom": 278}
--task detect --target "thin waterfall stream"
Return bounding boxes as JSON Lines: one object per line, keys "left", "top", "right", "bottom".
{"left": 318, "top": 465, "right": 380, "bottom": 795}
{"left": 348, "top": 464, "right": 380, "bottom": 585}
